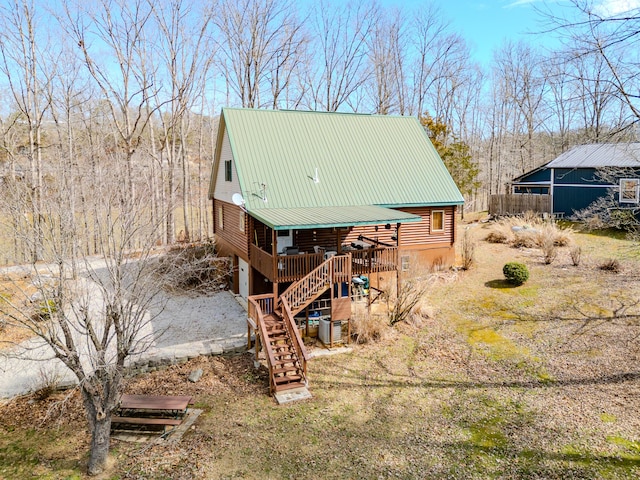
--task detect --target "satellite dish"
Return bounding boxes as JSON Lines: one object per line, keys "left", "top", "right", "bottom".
{"left": 232, "top": 193, "right": 245, "bottom": 207}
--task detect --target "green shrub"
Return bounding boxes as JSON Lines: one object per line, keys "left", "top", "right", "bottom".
{"left": 34, "top": 299, "right": 57, "bottom": 321}
{"left": 503, "top": 262, "right": 529, "bottom": 285}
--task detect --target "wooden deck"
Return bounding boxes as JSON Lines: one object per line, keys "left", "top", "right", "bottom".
{"left": 250, "top": 244, "right": 397, "bottom": 282}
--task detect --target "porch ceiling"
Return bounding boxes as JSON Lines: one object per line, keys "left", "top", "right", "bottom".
{"left": 250, "top": 205, "right": 422, "bottom": 230}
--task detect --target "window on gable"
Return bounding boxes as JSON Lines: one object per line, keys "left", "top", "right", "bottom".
{"left": 224, "top": 160, "right": 232, "bottom": 182}
{"left": 620, "top": 178, "right": 639, "bottom": 203}
{"left": 239, "top": 211, "right": 245, "bottom": 233}
{"left": 431, "top": 210, "right": 445, "bottom": 232}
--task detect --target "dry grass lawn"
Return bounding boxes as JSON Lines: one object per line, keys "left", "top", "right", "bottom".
{"left": 1, "top": 218, "right": 639, "bottom": 479}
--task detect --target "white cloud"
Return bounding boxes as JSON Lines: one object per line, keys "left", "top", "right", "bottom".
{"left": 594, "top": 0, "right": 640, "bottom": 16}
{"left": 503, "top": 0, "right": 538, "bottom": 7}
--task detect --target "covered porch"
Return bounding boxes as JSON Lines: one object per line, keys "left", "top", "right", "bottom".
{"left": 247, "top": 205, "right": 421, "bottom": 285}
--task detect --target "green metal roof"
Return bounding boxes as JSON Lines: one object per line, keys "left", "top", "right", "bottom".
{"left": 219, "top": 108, "right": 464, "bottom": 219}
{"left": 250, "top": 205, "right": 422, "bottom": 230}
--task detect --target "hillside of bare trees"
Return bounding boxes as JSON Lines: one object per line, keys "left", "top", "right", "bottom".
{"left": 1, "top": 0, "right": 638, "bottom": 265}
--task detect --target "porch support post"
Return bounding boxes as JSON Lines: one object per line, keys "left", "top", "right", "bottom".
{"left": 396, "top": 223, "right": 402, "bottom": 295}
{"left": 272, "top": 228, "right": 279, "bottom": 300}
{"left": 452, "top": 206, "right": 457, "bottom": 245}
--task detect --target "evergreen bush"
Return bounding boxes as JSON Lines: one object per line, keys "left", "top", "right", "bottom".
{"left": 503, "top": 262, "right": 529, "bottom": 285}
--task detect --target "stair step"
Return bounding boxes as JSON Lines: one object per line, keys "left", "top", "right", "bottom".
{"left": 273, "top": 352, "right": 298, "bottom": 363}
{"left": 274, "top": 358, "right": 297, "bottom": 366}
{"left": 274, "top": 382, "right": 305, "bottom": 392}
{"left": 274, "top": 374, "right": 303, "bottom": 384}
{"left": 269, "top": 335, "right": 288, "bottom": 342}
{"left": 273, "top": 349, "right": 295, "bottom": 358}
{"left": 273, "top": 366, "right": 299, "bottom": 375}
{"left": 274, "top": 382, "right": 307, "bottom": 392}
{"left": 268, "top": 329, "right": 286, "bottom": 336}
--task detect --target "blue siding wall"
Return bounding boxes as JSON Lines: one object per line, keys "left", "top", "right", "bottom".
{"left": 517, "top": 169, "right": 551, "bottom": 183}
{"left": 514, "top": 186, "right": 549, "bottom": 194}
{"left": 553, "top": 185, "right": 610, "bottom": 215}
{"left": 553, "top": 168, "right": 604, "bottom": 185}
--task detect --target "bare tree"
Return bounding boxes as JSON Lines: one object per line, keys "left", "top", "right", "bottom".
{"left": 59, "top": 0, "right": 160, "bottom": 225}
{"left": 215, "top": 0, "right": 306, "bottom": 108}
{"left": 539, "top": 0, "right": 640, "bottom": 128}
{"left": 147, "top": 0, "right": 216, "bottom": 243}
{"left": 492, "top": 40, "right": 547, "bottom": 175}
{"left": 541, "top": 55, "right": 578, "bottom": 153}
{"left": 0, "top": 0, "right": 56, "bottom": 262}
{"left": 366, "top": 8, "right": 406, "bottom": 114}
{"left": 406, "top": 4, "right": 450, "bottom": 116}
{"left": 306, "top": 0, "right": 377, "bottom": 111}
{"left": 0, "top": 156, "right": 169, "bottom": 474}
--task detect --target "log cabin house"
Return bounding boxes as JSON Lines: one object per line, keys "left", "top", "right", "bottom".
{"left": 208, "top": 108, "right": 463, "bottom": 396}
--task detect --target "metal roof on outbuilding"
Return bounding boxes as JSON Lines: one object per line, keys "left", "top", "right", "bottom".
{"left": 216, "top": 108, "right": 464, "bottom": 215}
{"left": 546, "top": 143, "right": 640, "bottom": 169}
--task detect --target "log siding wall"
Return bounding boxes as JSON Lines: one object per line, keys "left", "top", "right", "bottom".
{"left": 213, "top": 199, "right": 248, "bottom": 257}
{"left": 396, "top": 206, "right": 455, "bottom": 246}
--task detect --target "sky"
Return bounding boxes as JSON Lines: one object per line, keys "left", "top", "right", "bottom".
{"left": 423, "top": 0, "right": 640, "bottom": 65}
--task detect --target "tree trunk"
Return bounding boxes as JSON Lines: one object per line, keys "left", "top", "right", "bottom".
{"left": 87, "top": 415, "right": 111, "bottom": 475}
{"left": 82, "top": 389, "right": 112, "bottom": 476}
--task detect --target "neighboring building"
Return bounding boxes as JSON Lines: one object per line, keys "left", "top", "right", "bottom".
{"left": 511, "top": 143, "right": 640, "bottom": 217}
{"left": 208, "top": 108, "right": 464, "bottom": 396}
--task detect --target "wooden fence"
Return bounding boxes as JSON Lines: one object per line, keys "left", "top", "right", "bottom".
{"left": 489, "top": 194, "right": 551, "bottom": 216}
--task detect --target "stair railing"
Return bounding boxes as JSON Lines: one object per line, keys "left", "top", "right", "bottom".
{"left": 247, "top": 294, "right": 276, "bottom": 354}
{"left": 280, "top": 296, "right": 308, "bottom": 382}
{"left": 280, "top": 257, "right": 336, "bottom": 315}
{"left": 257, "top": 311, "right": 278, "bottom": 395}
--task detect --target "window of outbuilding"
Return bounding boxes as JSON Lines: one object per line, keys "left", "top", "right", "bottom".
{"left": 620, "top": 178, "right": 639, "bottom": 203}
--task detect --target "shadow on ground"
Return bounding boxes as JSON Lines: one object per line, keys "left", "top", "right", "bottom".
{"left": 485, "top": 279, "right": 519, "bottom": 289}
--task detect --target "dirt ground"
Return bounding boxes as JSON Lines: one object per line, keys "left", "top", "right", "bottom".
{"left": 1, "top": 218, "right": 639, "bottom": 479}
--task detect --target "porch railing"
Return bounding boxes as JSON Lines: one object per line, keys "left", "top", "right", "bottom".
{"left": 250, "top": 243, "right": 275, "bottom": 280}
{"left": 250, "top": 244, "right": 398, "bottom": 282}
{"left": 276, "top": 252, "right": 324, "bottom": 282}
{"left": 351, "top": 246, "right": 398, "bottom": 275}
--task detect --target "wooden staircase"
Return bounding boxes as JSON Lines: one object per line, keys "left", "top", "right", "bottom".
{"left": 281, "top": 254, "right": 351, "bottom": 316}
{"left": 248, "top": 255, "right": 352, "bottom": 396}
{"left": 261, "top": 309, "right": 306, "bottom": 392}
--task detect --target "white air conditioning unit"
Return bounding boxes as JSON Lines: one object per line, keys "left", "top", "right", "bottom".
{"left": 319, "top": 318, "right": 342, "bottom": 344}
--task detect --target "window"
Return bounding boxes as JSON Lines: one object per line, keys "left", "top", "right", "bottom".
{"left": 218, "top": 206, "right": 224, "bottom": 229}
{"left": 431, "top": 210, "right": 445, "bottom": 232}
{"left": 239, "top": 211, "right": 245, "bottom": 232}
{"left": 401, "top": 255, "right": 410, "bottom": 271}
{"left": 224, "top": 160, "right": 232, "bottom": 182}
{"left": 620, "top": 178, "right": 639, "bottom": 203}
